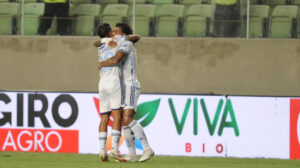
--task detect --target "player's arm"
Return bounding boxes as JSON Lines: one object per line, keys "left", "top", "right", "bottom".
{"left": 94, "top": 35, "right": 140, "bottom": 47}
{"left": 98, "top": 51, "right": 126, "bottom": 69}
{"left": 126, "top": 35, "right": 140, "bottom": 43}
{"left": 94, "top": 40, "right": 117, "bottom": 48}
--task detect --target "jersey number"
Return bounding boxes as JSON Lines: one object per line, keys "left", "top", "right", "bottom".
{"left": 100, "top": 52, "right": 114, "bottom": 72}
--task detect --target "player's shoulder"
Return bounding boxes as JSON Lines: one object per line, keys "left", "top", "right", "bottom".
{"left": 102, "top": 38, "right": 112, "bottom": 44}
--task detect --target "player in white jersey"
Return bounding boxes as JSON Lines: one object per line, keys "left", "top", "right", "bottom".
{"left": 97, "top": 23, "right": 125, "bottom": 162}
{"left": 99, "top": 23, "right": 154, "bottom": 162}
{"left": 96, "top": 23, "right": 141, "bottom": 162}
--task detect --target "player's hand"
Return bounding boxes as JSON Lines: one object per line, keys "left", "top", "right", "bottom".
{"left": 108, "top": 41, "right": 117, "bottom": 48}
{"left": 94, "top": 40, "right": 102, "bottom": 47}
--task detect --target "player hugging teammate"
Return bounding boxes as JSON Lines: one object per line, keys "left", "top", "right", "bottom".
{"left": 96, "top": 23, "right": 154, "bottom": 163}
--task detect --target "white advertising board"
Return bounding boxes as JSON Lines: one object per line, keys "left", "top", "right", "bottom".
{"left": 0, "top": 92, "right": 299, "bottom": 159}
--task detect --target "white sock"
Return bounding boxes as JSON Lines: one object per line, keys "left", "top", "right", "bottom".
{"left": 111, "top": 129, "right": 121, "bottom": 151}
{"left": 122, "top": 126, "right": 136, "bottom": 156}
{"left": 99, "top": 132, "right": 107, "bottom": 151}
{"left": 129, "top": 120, "right": 150, "bottom": 149}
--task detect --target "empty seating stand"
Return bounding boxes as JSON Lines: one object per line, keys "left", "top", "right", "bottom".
{"left": 22, "top": 3, "right": 45, "bottom": 35}
{"left": 69, "top": 0, "right": 92, "bottom": 17}
{"left": 74, "top": 4, "right": 101, "bottom": 36}
{"left": 126, "top": 0, "right": 148, "bottom": 17}
{"left": 270, "top": 5, "right": 298, "bottom": 38}
{"left": 0, "top": 2, "right": 19, "bottom": 35}
{"left": 70, "top": 0, "right": 92, "bottom": 6}
{"left": 265, "top": 0, "right": 289, "bottom": 6}
{"left": 184, "top": 4, "right": 212, "bottom": 37}
{"left": 153, "top": 0, "right": 174, "bottom": 16}
{"left": 249, "top": 5, "right": 269, "bottom": 37}
{"left": 126, "top": 0, "right": 148, "bottom": 4}
{"left": 181, "top": 0, "right": 206, "bottom": 14}
{"left": 101, "top": 4, "right": 128, "bottom": 28}
{"left": 297, "top": 0, "right": 300, "bottom": 37}
{"left": 129, "top": 4, "right": 155, "bottom": 36}
{"left": 294, "top": 0, "right": 300, "bottom": 5}
{"left": 95, "top": 0, "right": 120, "bottom": 14}
{"left": 156, "top": 4, "right": 184, "bottom": 36}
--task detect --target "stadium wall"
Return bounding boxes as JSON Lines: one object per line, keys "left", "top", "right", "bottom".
{"left": 0, "top": 36, "right": 299, "bottom": 96}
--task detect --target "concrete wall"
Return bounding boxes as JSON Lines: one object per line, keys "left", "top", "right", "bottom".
{"left": 0, "top": 36, "right": 299, "bottom": 96}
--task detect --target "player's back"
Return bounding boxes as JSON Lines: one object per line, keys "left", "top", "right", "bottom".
{"left": 98, "top": 36, "right": 125, "bottom": 93}
{"left": 98, "top": 36, "right": 125, "bottom": 79}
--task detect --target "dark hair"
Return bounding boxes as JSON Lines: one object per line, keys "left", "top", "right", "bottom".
{"left": 98, "top": 23, "right": 111, "bottom": 38}
{"left": 115, "top": 23, "right": 133, "bottom": 35}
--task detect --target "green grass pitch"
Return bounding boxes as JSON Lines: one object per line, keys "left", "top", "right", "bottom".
{"left": 0, "top": 152, "right": 299, "bottom": 168}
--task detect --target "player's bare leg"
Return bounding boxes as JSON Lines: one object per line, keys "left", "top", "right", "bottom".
{"left": 110, "top": 109, "right": 122, "bottom": 159}
{"left": 99, "top": 113, "right": 110, "bottom": 162}
{"left": 121, "top": 110, "right": 137, "bottom": 162}
{"left": 123, "top": 109, "right": 154, "bottom": 162}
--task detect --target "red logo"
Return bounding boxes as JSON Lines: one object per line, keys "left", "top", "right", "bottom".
{"left": 290, "top": 99, "right": 300, "bottom": 159}
{"left": 0, "top": 128, "right": 78, "bottom": 153}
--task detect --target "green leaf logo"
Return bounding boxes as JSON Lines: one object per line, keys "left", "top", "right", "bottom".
{"left": 135, "top": 99, "right": 161, "bottom": 127}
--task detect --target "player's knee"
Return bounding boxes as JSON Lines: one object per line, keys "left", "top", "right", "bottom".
{"left": 100, "top": 118, "right": 109, "bottom": 126}
{"left": 122, "top": 115, "right": 133, "bottom": 126}
{"left": 100, "top": 115, "right": 110, "bottom": 125}
{"left": 112, "top": 113, "right": 122, "bottom": 122}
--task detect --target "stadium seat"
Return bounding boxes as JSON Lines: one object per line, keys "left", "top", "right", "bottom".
{"left": 156, "top": 4, "right": 184, "bottom": 36}
{"left": 265, "top": 0, "right": 288, "bottom": 6}
{"left": 10, "top": 0, "right": 38, "bottom": 3}
{"left": 21, "top": 3, "right": 45, "bottom": 35}
{"left": 95, "top": 0, "right": 119, "bottom": 4}
{"left": 71, "top": 0, "right": 92, "bottom": 6}
{"left": 205, "top": 0, "right": 211, "bottom": 4}
{"left": 294, "top": 0, "right": 300, "bottom": 5}
{"left": 126, "top": 0, "right": 148, "bottom": 22}
{"left": 270, "top": 5, "right": 298, "bottom": 38}
{"left": 15, "top": 0, "right": 41, "bottom": 3}
{"left": 181, "top": 0, "right": 205, "bottom": 14}
{"left": 250, "top": 0, "right": 257, "bottom": 4}
{"left": 249, "top": 5, "right": 269, "bottom": 37}
{"left": 298, "top": 7, "right": 300, "bottom": 38}
{"left": 126, "top": 0, "right": 147, "bottom": 4}
{"left": 184, "top": 4, "right": 212, "bottom": 37}
{"left": 181, "top": 0, "right": 205, "bottom": 4}
{"left": 153, "top": 0, "right": 174, "bottom": 16}
{"left": 250, "top": 0, "right": 269, "bottom": 5}
{"left": 69, "top": 0, "right": 92, "bottom": 17}
{"left": 153, "top": 0, "right": 174, "bottom": 5}
{"left": 128, "top": 4, "right": 155, "bottom": 36}
{"left": 95, "top": 0, "right": 119, "bottom": 14}
{"left": 0, "top": 2, "right": 19, "bottom": 35}
{"left": 101, "top": 4, "right": 128, "bottom": 28}
{"left": 25, "top": 0, "right": 38, "bottom": 3}
{"left": 74, "top": 4, "right": 101, "bottom": 36}
{"left": 46, "top": 16, "right": 57, "bottom": 35}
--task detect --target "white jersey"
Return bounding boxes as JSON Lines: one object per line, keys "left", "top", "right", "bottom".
{"left": 119, "top": 41, "right": 140, "bottom": 88}
{"left": 119, "top": 41, "right": 141, "bottom": 110}
{"left": 98, "top": 35, "right": 126, "bottom": 79}
{"left": 97, "top": 35, "right": 126, "bottom": 113}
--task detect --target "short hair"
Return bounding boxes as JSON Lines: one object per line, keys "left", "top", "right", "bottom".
{"left": 115, "top": 23, "right": 133, "bottom": 35}
{"left": 98, "top": 23, "right": 111, "bottom": 38}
